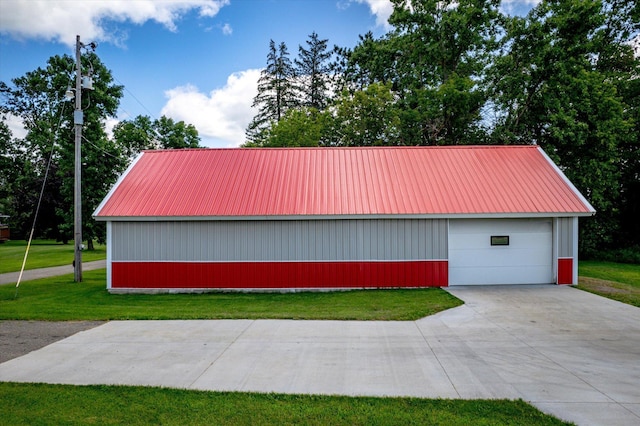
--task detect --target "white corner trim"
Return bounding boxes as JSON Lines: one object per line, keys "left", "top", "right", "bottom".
{"left": 552, "top": 217, "right": 559, "bottom": 283}
{"left": 106, "top": 221, "right": 112, "bottom": 289}
{"left": 92, "top": 152, "right": 145, "bottom": 218}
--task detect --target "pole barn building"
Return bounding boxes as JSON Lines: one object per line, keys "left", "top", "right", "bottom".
{"left": 93, "top": 146, "right": 595, "bottom": 292}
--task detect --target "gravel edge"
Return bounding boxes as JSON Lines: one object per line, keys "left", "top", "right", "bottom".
{"left": 0, "top": 320, "right": 106, "bottom": 364}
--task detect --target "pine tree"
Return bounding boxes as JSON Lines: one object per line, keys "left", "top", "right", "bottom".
{"left": 295, "top": 32, "right": 332, "bottom": 110}
{"left": 246, "top": 40, "right": 297, "bottom": 144}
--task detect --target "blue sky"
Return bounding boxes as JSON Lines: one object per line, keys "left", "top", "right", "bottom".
{"left": 0, "top": 0, "right": 539, "bottom": 147}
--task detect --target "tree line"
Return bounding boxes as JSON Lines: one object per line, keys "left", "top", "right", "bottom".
{"left": 246, "top": 0, "right": 639, "bottom": 258}
{"left": 0, "top": 0, "right": 638, "bottom": 258}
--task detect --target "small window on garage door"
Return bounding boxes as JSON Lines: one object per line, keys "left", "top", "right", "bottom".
{"left": 491, "top": 235, "right": 509, "bottom": 246}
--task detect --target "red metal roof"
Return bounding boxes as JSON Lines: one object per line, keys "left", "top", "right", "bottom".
{"left": 94, "top": 146, "right": 595, "bottom": 219}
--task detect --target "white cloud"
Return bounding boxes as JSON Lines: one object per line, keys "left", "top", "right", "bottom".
{"left": 0, "top": 0, "right": 229, "bottom": 47}
{"left": 353, "top": 0, "right": 394, "bottom": 29}
{"left": 160, "top": 69, "right": 261, "bottom": 148}
{"left": 221, "top": 23, "right": 233, "bottom": 36}
{"left": 3, "top": 113, "right": 28, "bottom": 140}
{"left": 103, "top": 117, "right": 120, "bottom": 141}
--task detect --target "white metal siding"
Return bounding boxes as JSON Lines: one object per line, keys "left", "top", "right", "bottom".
{"left": 111, "top": 219, "right": 448, "bottom": 262}
{"left": 449, "top": 219, "right": 553, "bottom": 285}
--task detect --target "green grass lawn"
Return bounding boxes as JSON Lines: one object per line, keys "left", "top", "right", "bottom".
{"left": 578, "top": 261, "right": 640, "bottom": 307}
{"left": 0, "top": 239, "right": 106, "bottom": 274}
{"left": 579, "top": 261, "right": 640, "bottom": 285}
{"left": 0, "top": 383, "right": 571, "bottom": 426}
{"left": 0, "top": 269, "right": 462, "bottom": 321}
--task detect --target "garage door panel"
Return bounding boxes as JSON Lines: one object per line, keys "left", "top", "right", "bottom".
{"left": 449, "top": 230, "right": 551, "bottom": 243}
{"left": 451, "top": 265, "right": 552, "bottom": 285}
{"left": 450, "top": 232, "right": 550, "bottom": 247}
{"left": 449, "top": 219, "right": 553, "bottom": 285}
{"left": 449, "top": 248, "right": 550, "bottom": 267}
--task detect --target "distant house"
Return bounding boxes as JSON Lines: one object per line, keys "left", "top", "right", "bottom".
{"left": 93, "top": 146, "right": 595, "bottom": 292}
{"left": 0, "top": 215, "right": 9, "bottom": 243}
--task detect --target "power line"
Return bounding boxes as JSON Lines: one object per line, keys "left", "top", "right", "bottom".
{"left": 81, "top": 135, "right": 120, "bottom": 159}
{"left": 111, "top": 74, "right": 171, "bottom": 145}
{"left": 113, "top": 75, "right": 159, "bottom": 121}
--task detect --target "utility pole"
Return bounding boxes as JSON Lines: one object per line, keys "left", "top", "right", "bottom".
{"left": 73, "top": 34, "right": 83, "bottom": 282}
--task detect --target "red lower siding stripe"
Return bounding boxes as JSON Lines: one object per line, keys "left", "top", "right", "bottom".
{"left": 557, "top": 258, "right": 574, "bottom": 285}
{"left": 111, "top": 261, "right": 448, "bottom": 289}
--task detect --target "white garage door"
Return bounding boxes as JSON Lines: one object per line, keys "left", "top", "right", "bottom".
{"left": 449, "top": 219, "right": 553, "bottom": 285}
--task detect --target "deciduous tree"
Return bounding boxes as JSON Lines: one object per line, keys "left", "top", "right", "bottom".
{"left": 344, "top": 0, "right": 500, "bottom": 145}
{"left": 256, "top": 107, "right": 332, "bottom": 147}
{"left": 1, "top": 53, "right": 124, "bottom": 246}
{"left": 333, "top": 83, "right": 401, "bottom": 146}
{"left": 487, "top": 0, "right": 639, "bottom": 253}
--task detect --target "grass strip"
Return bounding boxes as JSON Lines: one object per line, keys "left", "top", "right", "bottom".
{"left": 0, "top": 383, "right": 571, "bottom": 426}
{"left": 0, "top": 240, "right": 106, "bottom": 273}
{"left": 577, "top": 277, "right": 639, "bottom": 307}
{"left": 579, "top": 261, "right": 640, "bottom": 286}
{"left": 578, "top": 261, "right": 640, "bottom": 307}
{"left": 0, "top": 269, "right": 462, "bottom": 321}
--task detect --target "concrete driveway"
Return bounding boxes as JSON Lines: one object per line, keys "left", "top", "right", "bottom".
{"left": 1, "top": 285, "right": 639, "bottom": 425}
